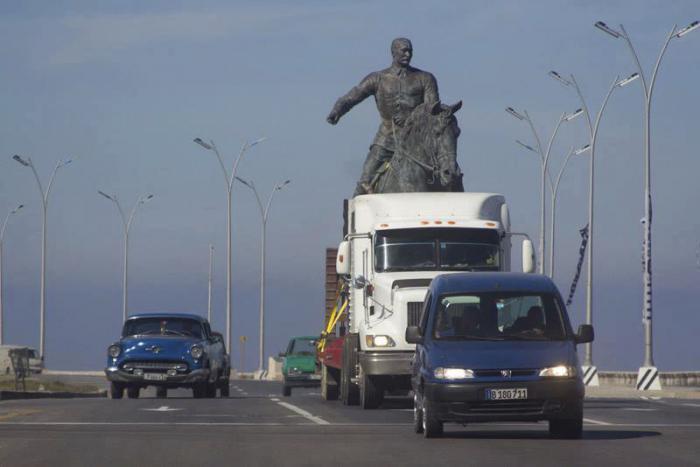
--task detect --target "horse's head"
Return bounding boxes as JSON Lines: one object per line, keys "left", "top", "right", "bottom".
{"left": 428, "top": 100, "right": 462, "bottom": 187}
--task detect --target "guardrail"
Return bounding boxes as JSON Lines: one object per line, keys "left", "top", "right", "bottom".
{"left": 600, "top": 371, "right": 700, "bottom": 387}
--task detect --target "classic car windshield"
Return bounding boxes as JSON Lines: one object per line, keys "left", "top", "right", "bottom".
{"left": 123, "top": 318, "right": 203, "bottom": 338}
{"left": 289, "top": 338, "right": 316, "bottom": 355}
{"left": 433, "top": 293, "right": 568, "bottom": 341}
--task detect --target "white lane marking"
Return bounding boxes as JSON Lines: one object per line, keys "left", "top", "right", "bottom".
{"left": 1, "top": 421, "right": 700, "bottom": 427}
{"left": 141, "top": 406, "right": 182, "bottom": 412}
{"left": 270, "top": 398, "right": 280, "bottom": 402}
{"left": 682, "top": 403, "right": 700, "bottom": 408}
{"left": 274, "top": 401, "right": 330, "bottom": 425}
{"left": 241, "top": 392, "right": 248, "bottom": 395}
{"left": 622, "top": 408, "right": 657, "bottom": 412}
{"left": 583, "top": 417, "right": 612, "bottom": 426}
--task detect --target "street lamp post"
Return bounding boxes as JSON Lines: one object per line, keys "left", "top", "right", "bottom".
{"left": 235, "top": 177, "right": 290, "bottom": 375}
{"left": 549, "top": 71, "right": 638, "bottom": 384}
{"left": 0, "top": 204, "right": 24, "bottom": 345}
{"left": 208, "top": 244, "right": 214, "bottom": 324}
{"left": 12, "top": 155, "right": 73, "bottom": 360}
{"left": 507, "top": 107, "right": 582, "bottom": 275}
{"left": 194, "top": 137, "right": 266, "bottom": 355}
{"left": 98, "top": 191, "right": 154, "bottom": 322}
{"left": 595, "top": 20, "right": 698, "bottom": 390}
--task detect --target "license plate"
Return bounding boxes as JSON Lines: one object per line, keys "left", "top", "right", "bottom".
{"left": 309, "top": 374, "right": 321, "bottom": 380}
{"left": 485, "top": 388, "right": 527, "bottom": 400}
{"left": 143, "top": 373, "right": 167, "bottom": 381}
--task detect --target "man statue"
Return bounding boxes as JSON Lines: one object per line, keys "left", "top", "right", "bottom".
{"left": 327, "top": 38, "right": 440, "bottom": 196}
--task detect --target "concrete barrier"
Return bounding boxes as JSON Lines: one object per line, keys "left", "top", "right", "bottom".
{"left": 0, "top": 390, "right": 107, "bottom": 400}
{"left": 599, "top": 371, "right": 700, "bottom": 387}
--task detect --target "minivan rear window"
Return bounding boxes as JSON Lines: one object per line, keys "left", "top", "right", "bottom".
{"left": 433, "top": 293, "right": 568, "bottom": 341}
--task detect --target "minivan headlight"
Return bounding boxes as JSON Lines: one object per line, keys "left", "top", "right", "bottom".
{"left": 190, "top": 345, "right": 204, "bottom": 359}
{"left": 108, "top": 345, "right": 121, "bottom": 358}
{"left": 539, "top": 365, "right": 576, "bottom": 377}
{"left": 434, "top": 367, "right": 474, "bottom": 380}
{"left": 365, "top": 335, "right": 395, "bottom": 347}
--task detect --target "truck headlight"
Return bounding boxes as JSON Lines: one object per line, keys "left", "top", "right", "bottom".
{"left": 365, "top": 335, "right": 396, "bottom": 347}
{"left": 108, "top": 345, "right": 121, "bottom": 358}
{"left": 539, "top": 365, "right": 576, "bottom": 377}
{"left": 190, "top": 345, "right": 204, "bottom": 359}
{"left": 434, "top": 367, "right": 474, "bottom": 380}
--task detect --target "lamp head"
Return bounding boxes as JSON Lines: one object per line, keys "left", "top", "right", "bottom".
{"left": 594, "top": 21, "right": 622, "bottom": 38}
{"left": 575, "top": 144, "right": 591, "bottom": 155}
{"left": 194, "top": 138, "right": 213, "bottom": 150}
{"left": 616, "top": 73, "right": 639, "bottom": 87}
{"left": 676, "top": 20, "right": 699, "bottom": 38}
{"left": 98, "top": 190, "right": 114, "bottom": 201}
{"left": 548, "top": 70, "right": 572, "bottom": 86}
{"left": 12, "top": 155, "right": 30, "bottom": 166}
{"left": 564, "top": 108, "right": 584, "bottom": 122}
{"left": 505, "top": 107, "right": 525, "bottom": 120}
{"left": 515, "top": 140, "right": 536, "bottom": 153}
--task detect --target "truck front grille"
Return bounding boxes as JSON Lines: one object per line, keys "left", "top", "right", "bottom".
{"left": 407, "top": 302, "right": 422, "bottom": 326}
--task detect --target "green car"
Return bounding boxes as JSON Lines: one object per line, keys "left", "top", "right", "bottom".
{"left": 282, "top": 336, "right": 320, "bottom": 396}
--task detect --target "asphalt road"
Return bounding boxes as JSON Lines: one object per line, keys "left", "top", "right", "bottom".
{"left": 0, "top": 379, "right": 699, "bottom": 466}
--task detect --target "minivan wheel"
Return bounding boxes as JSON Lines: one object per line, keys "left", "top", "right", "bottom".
{"left": 413, "top": 394, "right": 424, "bottom": 434}
{"left": 422, "top": 402, "right": 443, "bottom": 438}
{"left": 549, "top": 416, "right": 583, "bottom": 439}
{"left": 283, "top": 385, "right": 292, "bottom": 397}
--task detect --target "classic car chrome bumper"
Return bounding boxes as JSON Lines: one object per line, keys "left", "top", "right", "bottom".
{"left": 104, "top": 367, "right": 210, "bottom": 385}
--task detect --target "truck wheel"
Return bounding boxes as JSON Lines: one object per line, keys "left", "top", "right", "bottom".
{"left": 126, "top": 386, "right": 140, "bottom": 399}
{"left": 156, "top": 387, "right": 167, "bottom": 399}
{"left": 321, "top": 364, "right": 339, "bottom": 401}
{"left": 359, "top": 369, "right": 383, "bottom": 409}
{"left": 422, "top": 401, "right": 443, "bottom": 438}
{"left": 549, "top": 416, "right": 583, "bottom": 439}
{"left": 283, "top": 385, "right": 292, "bottom": 397}
{"left": 110, "top": 382, "right": 124, "bottom": 400}
{"left": 413, "top": 393, "right": 424, "bottom": 433}
{"left": 341, "top": 334, "right": 359, "bottom": 406}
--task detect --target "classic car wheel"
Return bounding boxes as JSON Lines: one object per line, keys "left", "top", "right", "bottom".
{"left": 156, "top": 387, "right": 167, "bottom": 399}
{"left": 219, "top": 381, "right": 230, "bottom": 398}
{"left": 205, "top": 382, "right": 217, "bottom": 398}
{"left": 126, "top": 386, "right": 140, "bottom": 399}
{"left": 192, "top": 384, "right": 205, "bottom": 399}
{"left": 110, "top": 382, "right": 124, "bottom": 400}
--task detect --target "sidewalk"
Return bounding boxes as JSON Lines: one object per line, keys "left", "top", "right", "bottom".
{"left": 586, "top": 385, "right": 700, "bottom": 400}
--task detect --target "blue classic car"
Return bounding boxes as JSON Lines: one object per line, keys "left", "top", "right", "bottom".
{"left": 105, "top": 313, "right": 230, "bottom": 399}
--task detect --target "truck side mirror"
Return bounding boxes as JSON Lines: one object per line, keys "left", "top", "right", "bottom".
{"left": 405, "top": 326, "right": 424, "bottom": 344}
{"left": 575, "top": 324, "right": 594, "bottom": 344}
{"left": 522, "top": 238, "right": 536, "bottom": 273}
{"left": 336, "top": 241, "right": 350, "bottom": 275}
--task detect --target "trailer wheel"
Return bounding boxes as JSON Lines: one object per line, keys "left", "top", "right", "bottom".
{"left": 359, "top": 367, "right": 383, "bottom": 409}
{"left": 321, "top": 364, "right": 339, "bottom": 401}
{"left": 341, "top": 334, "right": 359, "bottom": 406}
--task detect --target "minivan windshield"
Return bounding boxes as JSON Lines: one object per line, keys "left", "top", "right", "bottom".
{"left": 433, "top": 293, "right": 568, "bottom": 341}
{"left": 288, "top": 338, "right": 316, "bottom": 355}
{"left": 123, "top": 318, "right": 203, "bottom": 339}
{"left": 374, "top": 228, "right": 500, "bottom": 272}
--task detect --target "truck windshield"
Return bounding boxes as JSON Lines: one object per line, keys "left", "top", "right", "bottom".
{"left": 123, "top": 318, "right": 203, "bottom": 339}
{"left": 374, "top": 228, "right": 500, "bottom": 272}
{"left": 433, "top": 293, "right": 568, "bottom": 341}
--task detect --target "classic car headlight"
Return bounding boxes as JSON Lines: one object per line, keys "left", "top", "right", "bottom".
{"left": 539, "top": 365, "right": 576, "bottom": 377}
{"left": 365, "top": 335, "right": 396, "bottom": 347}
{"left": 190, "top": 345, "right": 204, "bottom": 359}
{"left": 108, "top": 345, "right": 121, "bottom": 358}
{"left": 434, "top": 367, "right": 474, "bottom": 380}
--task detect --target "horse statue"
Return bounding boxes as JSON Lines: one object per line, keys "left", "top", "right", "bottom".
{"left": 371, "top": 100, "right": 464, "bottom": 194}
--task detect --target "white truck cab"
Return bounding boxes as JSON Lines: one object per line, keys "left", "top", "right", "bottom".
{"left": 335, "top": 192, "right": 534, "bottom": 408}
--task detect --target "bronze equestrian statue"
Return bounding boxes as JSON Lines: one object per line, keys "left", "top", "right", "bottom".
{"left": 327, "top": 38, "right": 463, "bottom": 195}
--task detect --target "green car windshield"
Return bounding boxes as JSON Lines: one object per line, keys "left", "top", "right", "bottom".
{"left": 288, "top": 338, "right": 316, "bottom": 356}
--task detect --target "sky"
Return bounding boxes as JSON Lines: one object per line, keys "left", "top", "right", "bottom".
{"left": 0, "top": 0, "right": 698, "bottom": 371}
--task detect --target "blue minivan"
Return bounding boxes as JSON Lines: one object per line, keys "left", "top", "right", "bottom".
{"left": 406, "top": 272, "right": 593, "bottom": 438}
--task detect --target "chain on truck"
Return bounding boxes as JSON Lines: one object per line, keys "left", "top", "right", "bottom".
{"left": 316, "top": 192, "right": 536, "bottom": 409}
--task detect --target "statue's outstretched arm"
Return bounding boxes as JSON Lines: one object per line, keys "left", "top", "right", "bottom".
{"left": 327, "top": 72, "right": 378, "bottom": 124}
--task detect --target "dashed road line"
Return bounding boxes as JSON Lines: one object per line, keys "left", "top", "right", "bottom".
{"left": 274, "top": 400, "right": 330, "bottom": 425}
{"left": 622, "top": 408, "right": 657, "bottom": 412}
{"left": 583, "top": 417, "right": 612, "bottom": 426}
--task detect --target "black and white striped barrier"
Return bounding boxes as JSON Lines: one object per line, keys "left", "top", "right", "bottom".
{"left": 636, "top": 366, "right": 661, "bottom": 390}
{"left": 581, "top": 365, "right": 599, "bottom": 386}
